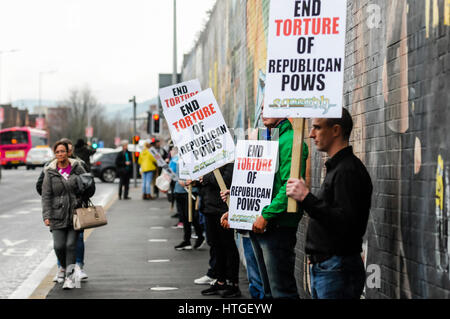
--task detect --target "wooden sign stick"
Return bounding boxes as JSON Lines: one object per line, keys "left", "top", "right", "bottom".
{"left": 213, "top": 168, "right": 230, "bottom": 207}
{"left": 188, "top": 184, "right": 193, "bottom": 222}
{"left": 287, "top": 118, "right": 306, "bottom": 213}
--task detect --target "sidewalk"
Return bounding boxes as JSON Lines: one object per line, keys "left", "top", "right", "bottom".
{"left": 44, "top": 187, "right": 250, "bottom": 299}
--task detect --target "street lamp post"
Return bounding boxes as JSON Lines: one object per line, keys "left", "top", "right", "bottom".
{"left": 129, "top": 96, "right": 137, "bottom": 188}
{"left": 0, "top": 49, "right": 20, "bottom": 106}
{"left": 172, "top": 0, "right": 177, "bottom": 85}
{"left": 38, "top": 70, "right": 56, "bottom": 125}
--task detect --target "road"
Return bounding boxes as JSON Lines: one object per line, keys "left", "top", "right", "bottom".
{"left": 0, "top": 167, "right": 117, "bottom": 299}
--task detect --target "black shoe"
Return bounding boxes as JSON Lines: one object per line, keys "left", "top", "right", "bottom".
{"left": 174, "top": 241, "right": 192, "bottom": 250}
{"left": 193, "top": 236, "right": 205, "bottom": 249}
{"left": 124, "top": 197, "right": 131, "bottom": 200}
{"left": 171, "top": 213, "right": 180, "bottom": 219}
{"left": 201, "top": 281, "right": 227, "bottom": 296}
{"left": 221, "top": 284, "right": 241, "bottom": 298}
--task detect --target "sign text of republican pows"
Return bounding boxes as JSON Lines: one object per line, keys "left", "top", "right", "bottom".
{"left": 263, "top": 0, "right": 347, "bottom": 118}
{"left": 163, "top": 88, "right": 235, "bottom": 180}
{"left": 229, "top": 140, "right": 279, "bottom": 230}
{"left": 159, "top": 79, "right": 202, "bottom": 112}
{"left": 159, "top": 79, "right": 203, "bottom": 179}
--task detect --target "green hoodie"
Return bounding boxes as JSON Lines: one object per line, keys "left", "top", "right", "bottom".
{"left": 261, "top": 120, "right": 309, "bottom": 228}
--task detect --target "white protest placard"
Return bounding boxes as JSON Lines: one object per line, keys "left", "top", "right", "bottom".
{"left": 159, "top": 79, "right": 202, "bottom": 112}
{"left": 263, "top": 0, "right": 347, "bottom": 118}
{"left": 228, "top": 140, "right": 279, "bottom": 230}
{"left": 159, "top": 79, "right": 203, "bottom": 179}
{"left": 163, "top": 88, "right": 235, "bottom": 180}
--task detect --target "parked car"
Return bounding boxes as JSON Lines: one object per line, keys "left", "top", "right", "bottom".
{"left": 91, "top": 150, "right": 142, "bottom": 183}
{"left": 91, "top": 151, "right": 120, "bottom": 183}
{"left": 26, "top": 146, "right": 53, "bottom": 170}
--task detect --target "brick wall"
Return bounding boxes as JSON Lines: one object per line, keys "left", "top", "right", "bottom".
{"left": 182, "top": 0, "right": 450, "bottom": 299}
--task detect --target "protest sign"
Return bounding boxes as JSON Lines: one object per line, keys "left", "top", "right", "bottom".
{"left": 159, "top": 79, "right": 202, "bottom": 112}
{"left": 159, "top": 79, "right": 203, "bottom": 221}
{"left": 263, "top": 0, "right": 347, "bottom": 119}
{"left": 163, "top": 88, "right": 235, "bottom": 180}
{"left": 228, "top": 140, "right": 279, "bottom": 230}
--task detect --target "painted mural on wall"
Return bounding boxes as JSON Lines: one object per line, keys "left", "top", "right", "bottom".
{"left": 182, "top": 0, "right": 450, "bottom": 298}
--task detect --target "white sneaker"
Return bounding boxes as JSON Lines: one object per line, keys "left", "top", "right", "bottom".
{"left": 53, "top": 267, "right": 65, "bottom": 283}
{"left": 194, "top": 275, "right": 215, "bottom": 285}
{"left": 79, "top": 269, "right": 88, "bottom": 281}
{"left": 62, "top": 276, "right": 75, "bottom": 289}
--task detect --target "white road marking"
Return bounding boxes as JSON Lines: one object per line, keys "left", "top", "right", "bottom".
{"left": 15, "top": 211, "right": 32, "bottom": 215}
{"left": 2, "top": 239, "right": 28, "bottom": 247}
{"left": 150, "top": 287, "right": 178, "bottom": 291}
{"left": 0, "top": 215, "right": 14, "bottom": 219}
{"left": 148, "top": 239, "right": 168, "bottom": 242}
{"left": 150, "top": 226, "right": 165, "bottom": 230}
{"left": 148, "top": 259, "right": 170, "bottom": 263}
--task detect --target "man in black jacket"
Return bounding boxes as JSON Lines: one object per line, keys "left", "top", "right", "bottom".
{"left": 199, "top": 163, "right": 241, "bottom": 298}
{"left": 115, "top": 140, "right": 132, "bottom": 200}
{"left": 286, "top": 108, "right": 373, "bottom": 299}
{"left": 74, "top": 139, "right": 96, "bottom": 172}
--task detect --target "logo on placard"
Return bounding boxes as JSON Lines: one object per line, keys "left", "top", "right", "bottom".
{"left": 269, "top": 96, "right": 337, "bottom": 114}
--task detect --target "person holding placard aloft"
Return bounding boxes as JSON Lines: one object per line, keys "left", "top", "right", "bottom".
{"left": 286, "top": 109, "right": 373, "bottom": 299}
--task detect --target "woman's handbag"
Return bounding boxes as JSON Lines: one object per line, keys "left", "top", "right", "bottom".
{"left": 73, "top": 200, "right": 107, "bottom": 230}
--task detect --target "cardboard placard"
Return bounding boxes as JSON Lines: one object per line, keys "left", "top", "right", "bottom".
{"left": 163, "top": 88, "right": 235, "bottom": 180}
{"left": 159, "top": 79, "right": 202, "bottom": 112}
{"left": 263, "top": 0, "right": 347, "bottom": 119}
{"left": 228, "top": 140, "right": 279, "bottom": 230}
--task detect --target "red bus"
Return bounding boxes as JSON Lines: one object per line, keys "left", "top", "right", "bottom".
{"left": 0, "top": 127, "right": 48, "bottom": 168}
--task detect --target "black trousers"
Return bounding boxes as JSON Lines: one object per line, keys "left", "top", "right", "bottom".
{"left": 118, "top": 170, "right": 130, "bottom": 198}
{"left": 176, "top": 193, "right": 203, "bottom": 242}
{"left": 204, "top": 214, "right": 240, "bottom": 284}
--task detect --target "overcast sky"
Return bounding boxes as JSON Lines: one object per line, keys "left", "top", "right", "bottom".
{"left": 0, "top": 0, "right": 216, "bottom": 106}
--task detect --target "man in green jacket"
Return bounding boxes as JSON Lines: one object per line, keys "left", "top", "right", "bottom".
{"left": 250, "top": 116, "right": 308, "bottom": 299}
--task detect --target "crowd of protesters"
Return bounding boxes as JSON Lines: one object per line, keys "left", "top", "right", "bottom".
{"left": 164, "top": 108, "right": 373, "bottom": 299}
{"left": 37, "top": 108, "right": 372, "bottom": 298}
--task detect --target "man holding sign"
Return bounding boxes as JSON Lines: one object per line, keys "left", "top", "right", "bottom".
{"left": 222, "top": 113, "right": 308, "bottom": 299}
{"left": 286, "top": 109, "right": 373, "bottom": 299}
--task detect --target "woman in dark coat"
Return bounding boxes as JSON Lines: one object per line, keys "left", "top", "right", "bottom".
{"left": 41, "top": 141, "right": 87, "bottom": 289}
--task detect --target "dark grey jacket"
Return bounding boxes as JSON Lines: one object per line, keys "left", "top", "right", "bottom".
{"left": 41, "top": 158, "right": 87, "bottom": 230}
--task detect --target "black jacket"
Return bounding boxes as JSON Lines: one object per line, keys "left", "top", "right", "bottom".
{"left": 199, "top": 163, "right": 234, "bottom": 215}
{"left": 303, "top": 146, "right": 373, "bottom": 256}
{"left": 74, "top": 145, "right": 96, "bottom": 171}
{"left": 115, "top": 150, "right": 133, "bottom": 174}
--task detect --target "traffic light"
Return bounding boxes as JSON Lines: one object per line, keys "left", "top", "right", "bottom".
{"left": 92, "top": 138, "right": 98, "bottom": 149}
{"left": 133, "top": 135, "right": 140, "bottom": 144}
{"left": 152, "top": 112, "right": 160, "bottom": 134}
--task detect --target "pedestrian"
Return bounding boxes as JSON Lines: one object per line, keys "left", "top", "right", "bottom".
{"left": 199, "top": 163, "right": 241, "bottom": 298}
{"left": 138, "top": 141, "right": 157, "bottom": 200}
{"left": 74, "top": 138, "right": 96, "bottom": 172}
{"left": 221, "top": 114, "right": 308, "bottom": 299}
{"left": 36, "top": 138, "right": 91, "bottom": 283}
{"left": 286, "top": 108, "right": 373, "bottom": 299}
{"left": 169, "top": 148, "right": 205, "bottom": 250}
{"left": 41, "top": 140, "right": 92, "bottom": 289}
{"left": 152, "top": 139, "right": 168, "bottom": 198}
{"left": 115, "top": 140, "right": 132, "bottom": 200}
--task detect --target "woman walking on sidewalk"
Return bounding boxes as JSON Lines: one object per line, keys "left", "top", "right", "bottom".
{"left": 41, "top": 141, "right": 89, "bottom": 289}
{"left": 138, "top": 141, "right": 157, "bottom": 200}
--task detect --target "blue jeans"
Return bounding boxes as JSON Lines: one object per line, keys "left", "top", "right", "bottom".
{"left": 250, "top": 227, "right": 299, "bottom": 299}
{"left": 142, "top": 171, "right": 154, "bottom": 195}
{"left": 310, "top": 255, "right": 366, "bottom": 299}
{"left": 242, "top": 236, "right": 264, "bottom": 299}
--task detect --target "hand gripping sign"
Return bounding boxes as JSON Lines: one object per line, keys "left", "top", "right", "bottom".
{"left": 163, "top": 88, "right": 235, "bottom": 181}
{"left": 229, "top": 140, "right": 279, "bottom": 230}
{"left": 263, "top": 0, "right": 347, "bottom": 212}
